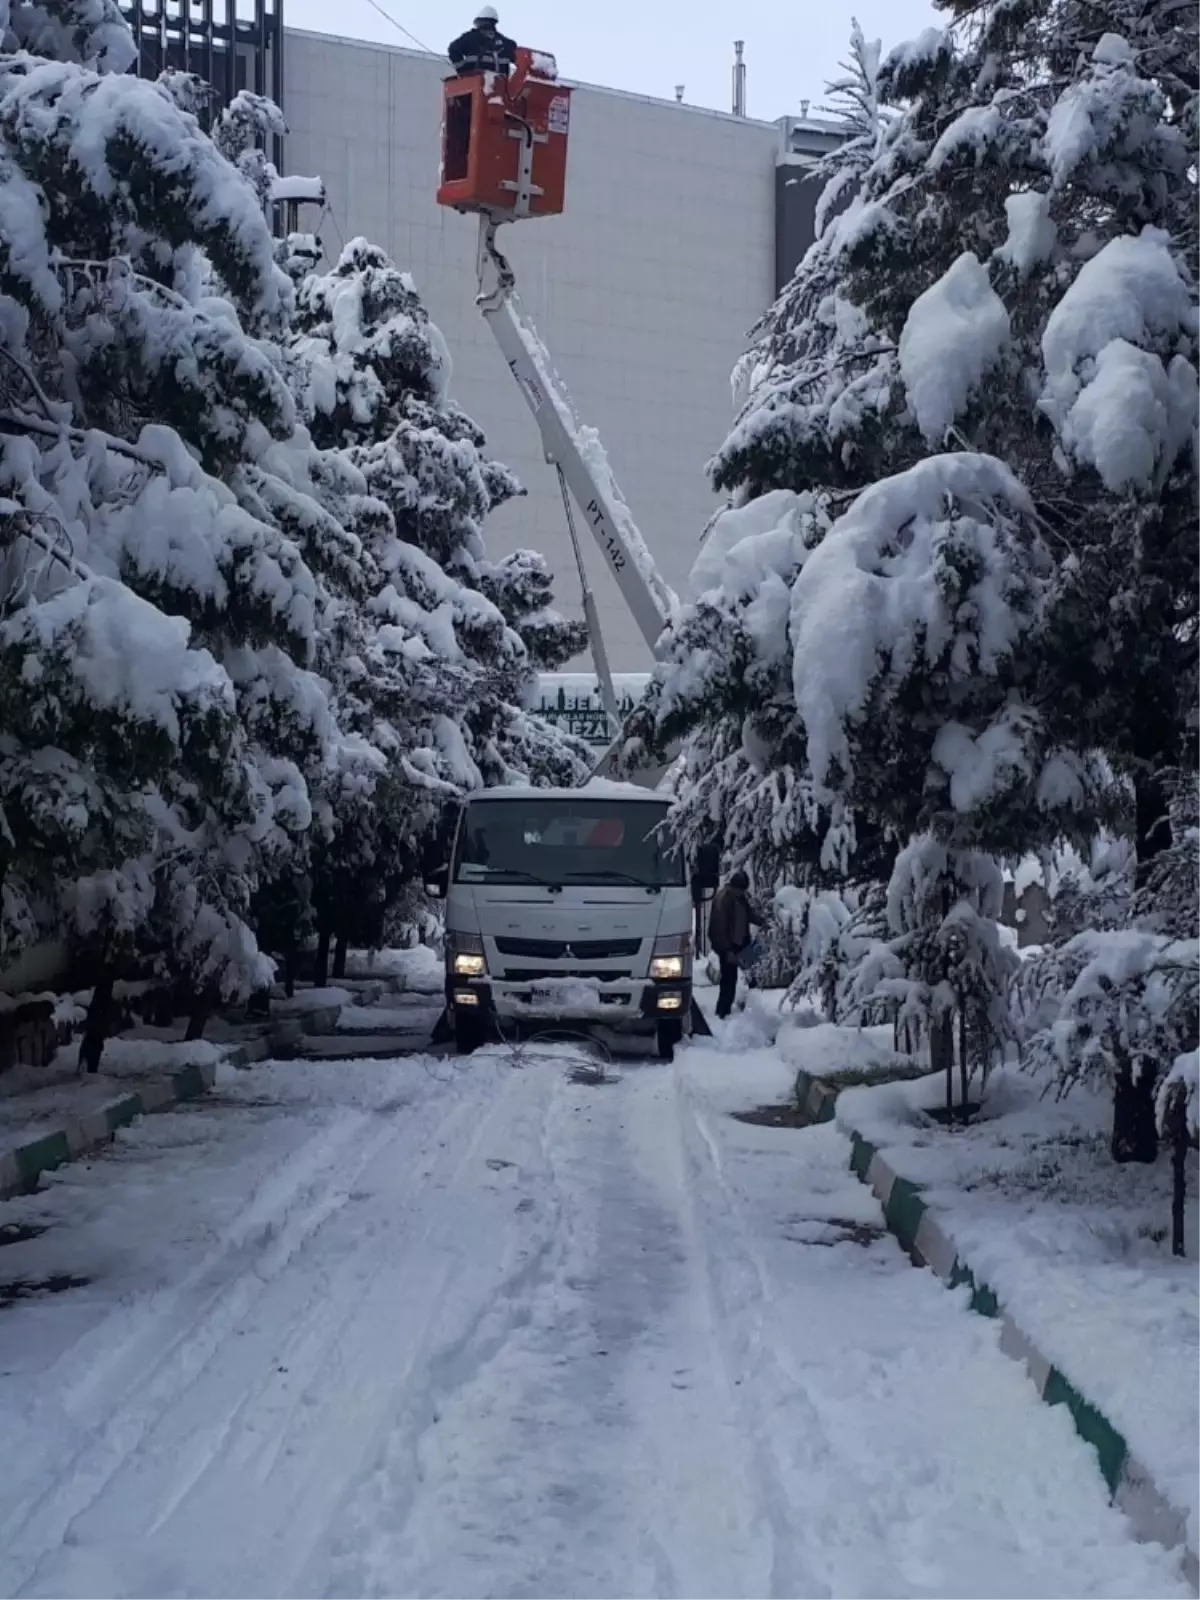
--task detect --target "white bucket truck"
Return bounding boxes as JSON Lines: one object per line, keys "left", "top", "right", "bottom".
{"left": 429, "top": 780, "right": 700, "bottom": 1057}
{"left": 428, "top": 126, "right": 720, "bottom": 1052}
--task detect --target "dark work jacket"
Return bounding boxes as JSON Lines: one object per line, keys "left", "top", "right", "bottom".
{"left": 448, "top": 26, "right": 517, "bottom": 74}
{"left": 708, "top": 885, "right": 761, "bottom": 955}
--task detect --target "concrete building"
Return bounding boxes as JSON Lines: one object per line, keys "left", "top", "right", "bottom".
{"left": 279, "top": 31, "right": 842, "bottom": 667}
{"left": 118, "top": 8, "right": 839, "bottom": 669}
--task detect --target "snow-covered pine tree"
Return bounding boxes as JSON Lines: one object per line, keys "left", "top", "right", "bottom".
{"left": 212, "top": 87, "right": 286, "bottom": 209}
{"left": 476, "top": 548, "right": 588, "bottom": 670}
{"left": 850, "top": 0, "right": 1198, "bottom": 1149}
{"left": 644, "top": 3, "right": 1196, "bottom": 1115}
{"left": 841, "top": 0, "right": 1198, "bottom": 873}
{"left": 289, "top": 237, "right": 591, "bottom": 803}
{"left": 0, "top": 0, "right": 351, "bottom": 1046}
{"left": 627, "top": 27, "right": 897, "bottom": 894}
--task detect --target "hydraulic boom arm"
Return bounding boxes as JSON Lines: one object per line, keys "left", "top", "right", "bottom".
{"left": 475, "top": 218, "right": 678, "bottom": 657}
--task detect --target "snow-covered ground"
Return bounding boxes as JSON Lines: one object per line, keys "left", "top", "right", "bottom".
{"left": 0, "top": 1037, "right": 1189, "bottom": 1599}
{"left": 268, "top": 987, "right": 356, "bottom": 1014}
{"left": 837, "top": 1059, "right": 1200, "bottom": 1558}
{"left": 334, "top": 1002, "right": 440, "bottom": 1032}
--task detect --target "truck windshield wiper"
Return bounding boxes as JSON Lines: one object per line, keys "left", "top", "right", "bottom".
{"left": 561, "top": 869, "right": 660, "bottom": 888}
{"left": 463, "top": 865, "right": 558, "bottom": 886}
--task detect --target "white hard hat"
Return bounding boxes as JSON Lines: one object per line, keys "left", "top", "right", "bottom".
{"left": 475, "top": 4, "right": 499, "bottom": 20}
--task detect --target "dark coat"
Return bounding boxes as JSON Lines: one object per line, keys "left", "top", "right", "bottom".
{"left": 708, "top": 884, "right": 761, "bottom": 955}
{"left": 448, "top": 26, "right": 517, "bottom": 74}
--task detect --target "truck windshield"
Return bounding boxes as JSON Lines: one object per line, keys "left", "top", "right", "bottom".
{"left": 453, "top": 798, "right": 683, "bottom": 888}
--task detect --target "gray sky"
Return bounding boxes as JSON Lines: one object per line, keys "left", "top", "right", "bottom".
{"left": 286, "top": 0, "right": 941, "bottom": 122}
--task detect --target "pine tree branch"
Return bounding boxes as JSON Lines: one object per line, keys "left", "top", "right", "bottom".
{"left": 0, "top": 346, "right": 58, "bottom": 423}
{"left": 0, "top": 408, "right": 159, "bottom": 470}
{"left": 0, "top": 507, "right": 92, "bottom": 602}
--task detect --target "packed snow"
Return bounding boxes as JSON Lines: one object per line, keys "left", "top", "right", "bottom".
{"left": 0, "top": 1040, "right": 1188, "bottom": 1598}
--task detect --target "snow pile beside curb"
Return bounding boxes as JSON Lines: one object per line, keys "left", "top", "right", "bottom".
{"left": 0, "top": 1057, "right": 217, "bottom": 1201}
{"left": 683, "top": 1037, "right": 798, "bottom": 1114}
{"left": 835, "top": 1066, "right": 1199, "bottom": 1574}
{"left": 270, "top": 987, "right": 355, "bottom": 1013}
{"left": 776, "top": 1019, "right": 921, "bottom": 1086}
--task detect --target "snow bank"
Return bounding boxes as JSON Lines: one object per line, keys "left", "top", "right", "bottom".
{"left": 776, "top": 1019, "right": 914, "bottom": 1086}
{"left": 270, "top": 986, "right": 354, "bottom": 1013}
{"left": 837, "top": 1065, "right": 1199, "bottom": 1552}
{"left": 342, "top": 945, "right": 443, "bottom": 990}
{"left": 681, "top": 1037, "right": 797, "bottom": 1113}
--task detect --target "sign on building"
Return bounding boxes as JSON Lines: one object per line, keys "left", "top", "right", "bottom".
{"left": 535, "top": 673, "right": 651, "bottom": 748}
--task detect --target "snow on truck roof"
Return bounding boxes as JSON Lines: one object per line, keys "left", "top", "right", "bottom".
{"left": 466, "top": 779, "right": 669, "bottom": 804}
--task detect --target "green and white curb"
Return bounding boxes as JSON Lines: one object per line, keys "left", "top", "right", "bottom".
{"left": 0, "top": 990, "right": 378, "bottom": 1203}
{"left": 793, "top": 1069, "right": 839, "bottom": 1125}
{"left": 0, "top": 1059, "right": 218, "bottom": 1202}
{"left": 842, "top": 1124, "right": 1199, "bottom": 1589}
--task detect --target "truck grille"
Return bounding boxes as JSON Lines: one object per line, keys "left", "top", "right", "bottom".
{"left": 494, "top": 937, "right": 642, "bottom": 960}
{"left": 502, "top": 968, "right": 632, "bottom": 984}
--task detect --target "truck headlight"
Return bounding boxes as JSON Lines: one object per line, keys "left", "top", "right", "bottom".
{"left": 650, "top": 933, "right": 692, "bottom": 981}
{"left": 448, "top": 932, "right": 486, "bottom": 977}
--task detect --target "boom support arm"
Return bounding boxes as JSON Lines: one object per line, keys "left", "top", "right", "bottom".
{"left": 475, "top": 219, "right": 678, "bottom": 656}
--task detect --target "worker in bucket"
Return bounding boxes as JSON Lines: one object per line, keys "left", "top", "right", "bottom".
{"left": 448, "top": 6, "right": 517, "bottom": 75}
{"left": 708, "top": 869, "right": 764, "bottom": 1021}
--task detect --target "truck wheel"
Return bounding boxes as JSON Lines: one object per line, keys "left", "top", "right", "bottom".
{"left": 453, "top": 1008, "right": 486, "bottom": 1055}
{"left": 656, "top": 1019, "right": 682, "bottom": 1061}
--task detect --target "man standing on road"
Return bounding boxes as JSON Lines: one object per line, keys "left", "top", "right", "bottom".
{"left": 448, "top": 6, "right": 518, "bottom": 75}
{"left": 708, "top": 869, "right": 763, "bottom": 1021}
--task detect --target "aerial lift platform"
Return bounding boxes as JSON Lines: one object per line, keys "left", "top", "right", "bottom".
{"left": 435, "top": 47, "right": 679, "bottom": 783}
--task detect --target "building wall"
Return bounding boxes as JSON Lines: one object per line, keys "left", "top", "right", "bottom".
{"left": 281, "top": 30, "right": 781, "bottom": 668}
{"left": 773, "top": 119, "right": 843, "bottom": 295}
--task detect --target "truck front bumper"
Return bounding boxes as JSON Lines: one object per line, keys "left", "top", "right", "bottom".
{"left": 445, "top": 973, "right": 693, "bottom": 1030}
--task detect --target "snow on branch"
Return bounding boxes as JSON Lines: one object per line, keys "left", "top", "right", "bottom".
{"left": 789, "top": 452, "right": 1039, "bottom": 801}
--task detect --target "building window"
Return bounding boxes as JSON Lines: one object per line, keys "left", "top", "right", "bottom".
{"left": 118, "top": 0, "right": 285, "bottom": 170}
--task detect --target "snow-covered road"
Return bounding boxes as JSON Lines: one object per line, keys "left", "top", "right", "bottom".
{"left": 0, "top": 1033, "right": 1188, "bottom": 1599}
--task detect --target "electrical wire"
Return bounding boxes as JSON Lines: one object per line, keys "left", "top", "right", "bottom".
{"left": 322, "top": 200, "right": 347, "bottom": 252}
{"left": 356, "top": 0, "right": 435, "bottom": 55}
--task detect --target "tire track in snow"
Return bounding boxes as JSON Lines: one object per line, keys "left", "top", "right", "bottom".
{"left": 307, "top": 1055, "right": 570, "bottom": 1598}
{"left": 3, "top": 1068, "right": 502, "bottom": 1600}
{"left": 252, "top": 1056, "right": 563, "bottom": 1600}
{"left": 625, "top": 1066, "right": 820, "bottom": 1599}
{"left": 133, "top": 1081, "right": 505, "bottom": 1548}
{"left": 358, "top": 1062, "right": 786, "bottom": 1600}
{"left": 313, "top": 1061, "right": 650, "bottom": 1599}
{"left": 3, "top": 1107, "right": 400, "bottom": 1599}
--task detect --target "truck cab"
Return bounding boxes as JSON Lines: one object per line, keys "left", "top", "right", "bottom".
{"left": 429, "top": 781, "right": 698, "bottom": 1057}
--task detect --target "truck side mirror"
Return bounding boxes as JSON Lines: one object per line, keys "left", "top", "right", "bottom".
{"left": 425, "top": 863, "right": 449, "bottom": 899}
